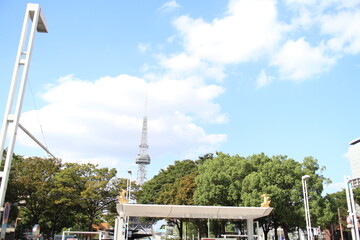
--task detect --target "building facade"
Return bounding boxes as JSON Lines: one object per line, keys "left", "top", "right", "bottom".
{"left": 349, "top": 138, "right": 360, "bottom": 178}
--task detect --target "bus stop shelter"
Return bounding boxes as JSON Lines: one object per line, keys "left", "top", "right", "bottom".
{"left": 115, "top": 204, "right": 273, "bottom": 240}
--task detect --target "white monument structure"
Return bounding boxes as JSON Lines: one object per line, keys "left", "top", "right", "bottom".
{"left": 0, "top": 3, "right": 48, "bottom": 225}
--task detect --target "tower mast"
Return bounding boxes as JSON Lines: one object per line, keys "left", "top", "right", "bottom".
{"left": 135, "top": 95, "right": 150, "bottom": 185}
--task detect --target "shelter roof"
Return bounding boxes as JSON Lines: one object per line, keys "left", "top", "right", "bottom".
{"left": 117, "top": 204, "right": 272, "bottom": 220}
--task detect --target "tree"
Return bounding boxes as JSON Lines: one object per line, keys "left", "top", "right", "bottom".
{"left": 139, "top": 159, "right": 199, "bottom": 239}
{"left": 52, "top": 163, "right": 120, "bottom": 230}
{"left": 194, "top": 153, "right": 329, "bottom": 240}
{"left": 139, "top": 159, "right": 198, "bottom": 205}
{"left": 241, "top": 155, "right": 329, "bottom": 240}
{"left": 194, "top": 152, "right": 254, "bottom": 207}
{"left": 194, "top": 153, "right": 256, "bottom": 237}
{"left": 6, "top": 155, "right": 62, "bottom": 236}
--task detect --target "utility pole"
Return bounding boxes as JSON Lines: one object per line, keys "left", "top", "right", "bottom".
{"left": 338, "top": 208, "right": 344, "bottom": 240}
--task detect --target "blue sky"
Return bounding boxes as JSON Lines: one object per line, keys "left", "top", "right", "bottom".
{"left": 0, "top": 0, "right": 359, "bottom": 194}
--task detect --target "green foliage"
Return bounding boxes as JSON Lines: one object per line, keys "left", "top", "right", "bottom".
{"left": 194, "top": 153, "right": 252, "bottom": 206}
{"left": 7, "top": 155, "right": 63, "bottom": 236}
{"left": 51, "top": 162, "right": 120, "bottom": 230}
{"left": 241, "top": 154, "right": 330, "bottom": 239}
{"left": 139, "top": 159, "right": 198, "bottom": 205}
{"left": 138, "top": 159, "right": 199, "bottom": 239}
{"left": 6, "top": 155, "right": 129, "bottom": 236}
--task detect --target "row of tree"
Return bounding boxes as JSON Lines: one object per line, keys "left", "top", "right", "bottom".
{"left": 5, "top": 153, "right": 138, "bottom": 238}
{"left": 138, "top": 153, "right": 351, "bottom": 240}
{"left": 4, "top": 152, "right": 355, "bottom": 240}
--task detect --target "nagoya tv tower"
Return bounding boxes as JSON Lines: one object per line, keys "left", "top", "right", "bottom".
{"left": 135, "top": 98, "right": 151, "bottom": 185}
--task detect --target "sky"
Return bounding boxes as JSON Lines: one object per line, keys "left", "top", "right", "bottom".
{"left": 0, "top": 0, "right": 359, "bottom": 194}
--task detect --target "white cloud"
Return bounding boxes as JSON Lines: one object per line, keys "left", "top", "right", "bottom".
{"left": 167, "top": 35, "right": 176, "bottom": 43}
{"left": 284, "top": 0, "right": 360, "bottom": 55}
{"left": 18, "top": 74, "right": 227, "bottom": 170}
{"left": 271, "top": 38, "right": 336, "bottom": 81}
{"left": 159, "top": 0, "right": 181, "bottom": 13}
{"left": 148, "top": 76, "right": 227, "bottom": 123}
{"left": 321, "top": 10, "right": 360, "bottom": 54}
{"left": 173, "top": 0, "right": 285, "bottom": 64}
{"left": 138, "top": 42, "right": 151, "bottom": 53}
{"left": 154, "top": 0, "right": 359, "bottom": 87}
{"left": 157, "top": 53, "right": 227, "bottom": 81}
{"left": 256, "top": 69, "right": 274, "bottom": 88}
{"left": 159, "top": 53, "right": 202, "bottom": 72}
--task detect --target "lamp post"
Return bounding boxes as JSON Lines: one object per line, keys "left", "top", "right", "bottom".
{"left": 125, "top": 170, "right": 132, "bottom": 240}
{"left": 127, "top": 170, "right": 132, "bottom": 202}
{"left": 302, "top": 175, "right": 312, "bottom": 240}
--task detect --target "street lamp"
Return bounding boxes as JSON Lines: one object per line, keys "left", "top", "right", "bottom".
{"left": 127, "top": 170, "right": 132, "bottom": 202}
{"left": 302, "top": 175, "right": 312, "bottom": 240}
{"left": 125, "top": 170, "right": 132, "bottom": 240}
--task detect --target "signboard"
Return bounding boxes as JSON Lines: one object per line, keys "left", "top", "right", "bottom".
{"left": 313, "top": 227, "right": 321, "bottom": 236}
{"left": 347, "top": 216, "right": 352, "bottom": 224}
{"left": 32, "top": 224, "right": 40, "bottom": 239}
{"left": 347, "top": 216, "right": 354, "bottom": 228}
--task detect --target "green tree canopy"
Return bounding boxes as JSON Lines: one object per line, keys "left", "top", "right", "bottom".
{"left": 6, "top": 155, "right": 63, "bottom": 236}
{"left": 139, "top": 159, "right": 198, "bottom": 205}
{"left": 194, "top": 152, "right": 254, "bottom": 206}
{"left": 52, "top": 162, "right": 119, "bottom": 230}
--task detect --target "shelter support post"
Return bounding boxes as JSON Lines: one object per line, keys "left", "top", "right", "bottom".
{"left": 207, "top": 218, "right": 210, "bottom": 238}
{"left": 114, "top": 217, "right": 125, "bottom": 240}
{"left": 247, "top": 219, "right": 254, "bottom": 240}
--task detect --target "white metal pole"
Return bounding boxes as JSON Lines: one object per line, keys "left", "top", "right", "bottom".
{"left": 346, "top": 176, "right": 360, "bottom": 240}
{"left": 349, "top": 186, "right": 360, "bottom": 240}
{"left": 345, "top": 177, "right": 356, "bottom": 240}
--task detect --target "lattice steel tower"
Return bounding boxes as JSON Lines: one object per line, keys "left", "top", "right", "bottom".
{"left": 135, "top": 113, "right": 151, "bottom": 185}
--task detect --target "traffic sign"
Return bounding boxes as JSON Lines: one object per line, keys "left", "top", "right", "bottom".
{"left": 2, "top": 202, "right": 10, "bottom": 224}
